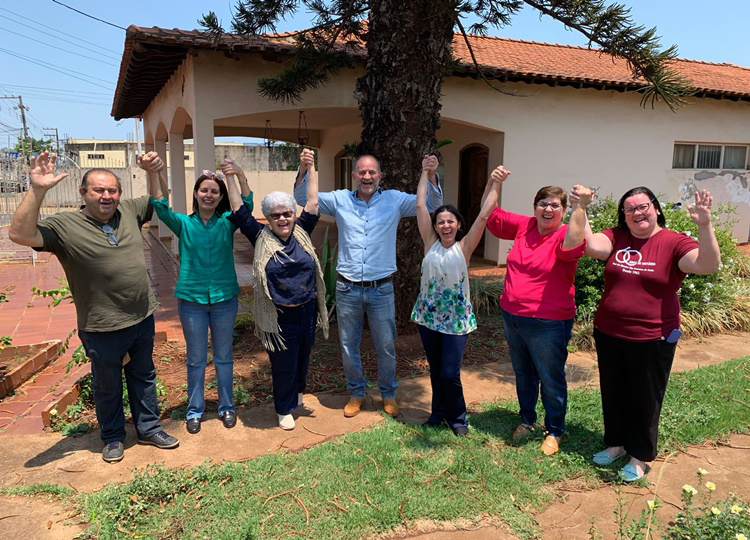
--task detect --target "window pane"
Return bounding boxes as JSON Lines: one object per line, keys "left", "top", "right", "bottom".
{"left": 697, "top": 145, "right": 721, "bottom": 169}
{"left": 672, "top": 144, "right": 695, "bottom": 168}
{"left": 723, "top": 146, "right": 747, "bottom": 169}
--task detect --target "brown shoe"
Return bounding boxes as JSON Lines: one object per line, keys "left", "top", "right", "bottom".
{"left": 541, "top": 435, "right": 560, "bottom": 456}
{"left": 344, "top": 397, "right": 365, "bottom": 417}
{"left": 383, "top": 398, "right": 399, "bottom": 418}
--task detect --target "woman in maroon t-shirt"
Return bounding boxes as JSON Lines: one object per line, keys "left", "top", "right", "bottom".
{"left": 569, "top": 185, "right": 720, "bottom": 482}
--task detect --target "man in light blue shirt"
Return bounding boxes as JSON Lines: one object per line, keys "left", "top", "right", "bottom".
{"left": 294, "top": 152, "right": 443, "bottom": 417}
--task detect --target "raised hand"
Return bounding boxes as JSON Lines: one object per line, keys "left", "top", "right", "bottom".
{"left": 570, "top": 184, "right": 595, "bottom": 208}
{"left": 299, "top": 149, "right": 315, "bottom": 171}
{"left": 490, "top": 165, "right": 510, "bottom": 184}
{"left": 299, "top": 148, "right": 315, "bottom": 175}
{"left": 688, "top": 189, "right": 713, "bottom": 227}
{"left": 220, "top": 158, "right": 244, "bottom": 178}
{"left": 29, "top": 151, "right": 68, "bottom": 191}
{"left": 138, "top": 152, "right": 164, "bottom": 173}
{"left": 422, "top": 154, "right": 438, "bottom": 174}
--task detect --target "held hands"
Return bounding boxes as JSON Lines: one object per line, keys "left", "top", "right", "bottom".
{"left": 688, "top": 189, "right": 713, "bottom": 227}
{"left": 570, "top": 185, "right": 595, "bottom": 208}
{"left": 219, "top": 159, "right": 244, "bottom": 179}
{"left": 299, "top": 148, "right": 315, "bottom": 175}
{"left": 490, "top": 165, "right": 510, "bottom": 184}
{"left": 422, "top": 154, "right": 439, "bottom": 175}
{"left": 29, "top": 151, "right": 68, "bottom": 191}
{"left": 138, "top": 152, "right": 164, "bottom": 173}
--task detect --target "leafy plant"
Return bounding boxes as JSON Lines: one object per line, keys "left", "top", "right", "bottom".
{"left": 32, "top": 285, "right": 73, "bottom": 307}
{"left": 321, "top": 225, "right": 338, "bottom": 315}
{"left": 0, "top": 336, "right": 11, "bottom": 350}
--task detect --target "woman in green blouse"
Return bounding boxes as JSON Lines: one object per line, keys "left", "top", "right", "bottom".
{"left": 139, "top": 152, "right": 253, "bottom": 435}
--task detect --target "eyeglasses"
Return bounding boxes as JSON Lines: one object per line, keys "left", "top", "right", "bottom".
{"left": 102, "top": 224, "right": 119, "bottom": 246}
{"left": 269, "top": 210, "right": 293, "bottom": 220}
{"left": 623, "top": 201, "right": 654, "bottom": 215}
{"left": 201, "top": 170, "right": 225, "bottom": 182}
{"left": 536, "top": 201, "right": 563, "bottom": 210}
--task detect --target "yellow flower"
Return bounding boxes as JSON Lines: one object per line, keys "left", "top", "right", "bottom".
{"left": 706, "top": 482, "right": 716, "bottom": 491}
{"left": 711, "top": 507, "right": 721, "bottom": 515}
{"left": 731, "top": 505, "right": 742, "bottom": 514}
{"left": 683, "top": 485, "right": 698, "bottom": 496}
{"left": 647, "top": 500, "right": 656, "bottom": 510}
{"left": 49, "top": 409, "right": 58, "bottom": 416}
{"left": 697, "top": 467, "right": 709, "bottom": 476}
{"left": 736, "top": 534, "right": 747, "bottom": 540}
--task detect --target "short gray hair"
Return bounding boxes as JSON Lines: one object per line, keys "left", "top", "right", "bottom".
{"left": 261, "top": 191, "right": 297, "bottom": 219}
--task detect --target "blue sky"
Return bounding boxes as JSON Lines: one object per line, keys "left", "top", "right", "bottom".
{"left": 1, "top": 0, "right": 748, "bottom": 146}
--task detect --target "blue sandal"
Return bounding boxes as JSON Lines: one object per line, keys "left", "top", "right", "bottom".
{"left": 593, "top": 449, "right": 626, "bottom": 465}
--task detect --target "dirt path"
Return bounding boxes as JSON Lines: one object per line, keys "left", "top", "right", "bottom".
{"left": 0, "top": 332, "right": 748, "bottom": 539}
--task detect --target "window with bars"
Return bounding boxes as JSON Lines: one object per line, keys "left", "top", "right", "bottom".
{"left": 673, "top": 143, "right": 748, "bottom": 169}
{"left": 87, "top": 153, "right": 105, "bottom": 160}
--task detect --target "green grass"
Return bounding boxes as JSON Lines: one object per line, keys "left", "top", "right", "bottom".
{"left": 78, "top": 357, "right": 750, "bottom": 539}
{"left": 0, "top": 483, "right": 75, "bottom": 498}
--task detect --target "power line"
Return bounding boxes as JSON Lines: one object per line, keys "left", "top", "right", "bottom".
{"left": 0, "top": 25, "right": 119, "bottom": 67}
{"left": 0, "top": 9, "right": 121, "bottom": 58}
{"left": 51, "top": 0, "right": 127, "bottom": 31}
{"left": 19, "top": 96, "right": 111, "bottom": 106}
{"left": 0, "top": 84, "right": 110, "bottom": 96}
{"left": 0, "top": 48, "right": 114, "bottom": 91}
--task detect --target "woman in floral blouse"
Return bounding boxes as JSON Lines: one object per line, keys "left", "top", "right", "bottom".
{"left": 411, "top": 157, "right": 508, "bottom": 436}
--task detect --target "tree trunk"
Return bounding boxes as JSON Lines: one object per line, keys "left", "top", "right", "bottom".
{"left": 356, "top": 0, "right": 454, "bottom": 330}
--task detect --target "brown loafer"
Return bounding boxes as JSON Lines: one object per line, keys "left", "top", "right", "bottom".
{"left": 344, "top": 397, "right": 365, "bottom": 417}
{"left": 541, "top": 435, "right": 560, "bottom": 456}
{"left": 383, "top": 398, "right": 399, "bottom": 418}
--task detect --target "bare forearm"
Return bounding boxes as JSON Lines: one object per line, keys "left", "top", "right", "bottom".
{"left": 478, "top": 182, "right": 500, "bottom": 219}
{"left": 226, "top": 175, "right": 244, "bottom": 211}
{"left": 695, "top": 224, "right": 721, "bottom": 274}
{"left": 563, "top": 205, "right": 587, "bottom": 249}
{"left": 147, "top": 172, "right": 162, "bottom": 199}
{"left": 9, "top": 188, "right": 47, "bottom": 246}
{"left": 305, "top": 167, "right": 319, "bottom": 215}
{"left": 238, "top": 175, "right": 251, "bottom": 197}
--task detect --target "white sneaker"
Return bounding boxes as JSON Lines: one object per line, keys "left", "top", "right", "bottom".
{"left": 298, "top": 393, "right": 304, "bottom": 406}
{"left": 278, "top": 413, "right": 295, "bottom": 430}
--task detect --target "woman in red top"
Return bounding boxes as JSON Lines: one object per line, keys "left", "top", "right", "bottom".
{"left": 569, "top": 185, "right": 720, "bottom": 481}
{"left": 487, "top": 184, "right": 587, "bottom": 456}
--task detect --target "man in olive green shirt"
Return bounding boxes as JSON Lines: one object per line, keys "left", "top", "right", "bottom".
{"left": 9, "top": 151, "right": 179, "bottom": 463}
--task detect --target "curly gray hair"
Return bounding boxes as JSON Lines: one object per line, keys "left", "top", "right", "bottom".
{"left": 261, "top": 191, "right": 297, "bottom": 219}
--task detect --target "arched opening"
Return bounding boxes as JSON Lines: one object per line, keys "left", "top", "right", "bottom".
{"left": 459, "top": 144, "right": 489, "bottom": 255}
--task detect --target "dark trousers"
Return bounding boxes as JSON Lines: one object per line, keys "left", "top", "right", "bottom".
{"left": 266, "top": 301, "right": 317, "bottom": 415}
{"left": 594, "top": 328, "right": 677, "bottom": 462}
{"left": 417, "top": 325, "right": 469, "bottom": 429}
{"left": 78, "top": 315, "right": 161, "bottom": 444}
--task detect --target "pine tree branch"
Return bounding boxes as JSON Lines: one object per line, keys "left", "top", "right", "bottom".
{"left": 455, "top": 17, "right": 529, "bottom": 97}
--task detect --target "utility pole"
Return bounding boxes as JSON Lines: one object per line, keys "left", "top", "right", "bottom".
{"left": 0, "top": 95, "right": 30, "bottom": 188}
{"left": 43, "top": 127, "right": 60, "bottom": 154}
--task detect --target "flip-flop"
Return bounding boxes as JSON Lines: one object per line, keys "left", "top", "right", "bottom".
{"left": 593, "top": 449, "right": 627, "bottom": 465}
{"left": 619, "top": 463, "right": 647, "bottom": 482}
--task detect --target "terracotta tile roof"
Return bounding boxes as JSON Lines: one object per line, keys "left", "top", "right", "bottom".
{"left": 112, "top": 25, "right": 750, "bottom": 120}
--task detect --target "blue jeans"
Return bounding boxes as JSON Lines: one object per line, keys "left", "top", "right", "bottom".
{"left": 266, "top": 301, "right": 317, "bottom": 415}
{"left": 500, "top": 308, "right": 573, "bottom": 437}
{"left": 417, "top": 325, "right": 469, "bottom": 429}
{"left": 78, "top": 315, "right": 161, "bottom": 444}
{"left": 335, "top": 279, "right": 398, "bottom": 399}
{"left": 178, "top": 296, "right": 238, "bottom": 420}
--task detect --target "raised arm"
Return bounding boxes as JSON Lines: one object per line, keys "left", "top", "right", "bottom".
{"left": 298, "top": 149, "right": 318, "bottom": 215}
{"left": 563, "top": 185, "right": 594, "bottom": 250}
{"left": 568, "top": 185, "right": 612, "bottom": 260}
{"left": 9, "top": 151, "right": 68, "bottom": 247}
{"left": 678, "top": 190, "right": 721, "bottom": 275}
{"left": 220, "top": 159, "right": 252, "bottom": 198}
{"left": 139, "top": 151, "right": 166, "bottom": 199}
{"left": 461, "top": 165, "right": 510, "bottom": 262}
{"left": 224, "top": 167, "right": 244, "bottom": 212}
{"left": 417, "top": 155, "right": 439, "bottom": 251}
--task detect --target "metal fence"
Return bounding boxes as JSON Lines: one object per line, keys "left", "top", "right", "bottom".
{"left": 0, "top": 156, "right": 134, "bottom": 227}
